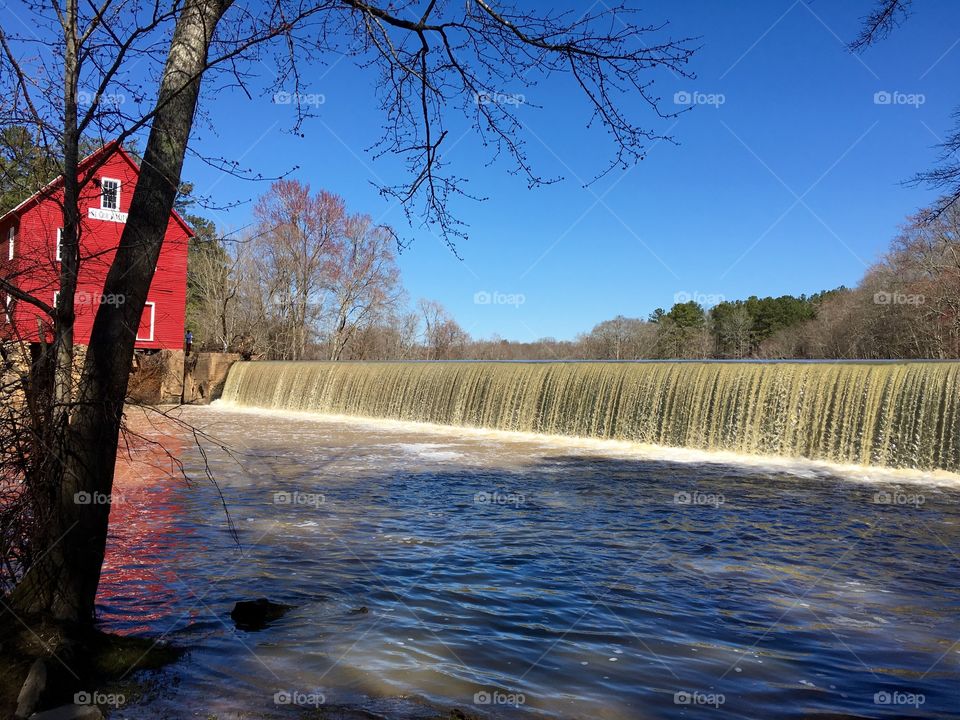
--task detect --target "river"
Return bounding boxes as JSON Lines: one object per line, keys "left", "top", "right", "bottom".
{"left": 97, "top": 404, "right": 960, "bottom": 718}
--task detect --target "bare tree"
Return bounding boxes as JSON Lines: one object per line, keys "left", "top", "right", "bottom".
{"left": 188, "top": 234, "right": 243, "bottom": 351}
{"left": 328, "top": 214, "right": 401, "bottom": 360}
{"left": 387, "top": 310, "right": 422, "bottom": 360}
{"left": 713, "top": 305, "right": 753, "bottom": 358}
{"left": 849, "top": 0, "right": 912, "bottom": 51}
{"left": 577, "top": 316, "right": 656, "bottom": 360}
{"left": 850, "top": 1, "right": 960, "bottom": 217}
{"left": 418, "top": 298, "right": 468, "bottom": 359}
{"left": 251, "top": 181, "right": 344, "bottom": 360}
{"left": 882, "top": 206, "right": 960, "bottom": 356}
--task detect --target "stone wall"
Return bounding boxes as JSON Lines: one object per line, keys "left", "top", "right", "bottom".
{"left": 0, "top": 342, "right": 30, "bottom": 411}
{"left": 127, "top": 350, "right": 185, "bottom": 405}
{"left": 0, "top": 342, "right": 88, "bottom": 408}
{"left": 182, "top": 352, "right": 241, "bottom": 404}
{"left": 3, "top": 345, "right": 240, "bottom": 407}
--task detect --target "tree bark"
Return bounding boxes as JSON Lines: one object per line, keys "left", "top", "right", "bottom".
{"left": 54, "top": 0, "right": 80, "bottom": 414}
{"left": 11, "top": 0, "right": 233, "bottom": 623}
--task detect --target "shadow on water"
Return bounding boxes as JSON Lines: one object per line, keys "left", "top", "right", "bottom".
{"left": 97, "top": 410, "right": 960, "bottom": 719}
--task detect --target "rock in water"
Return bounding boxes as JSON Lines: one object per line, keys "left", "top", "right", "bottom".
{"left": 28, "top": 704, "right": 103, "bottom": 720}
{"left": 230, "top": 598, "right": 293, "bottom": 630}
{"left": 16, "top": 658, "right": 46, "bottom": 718}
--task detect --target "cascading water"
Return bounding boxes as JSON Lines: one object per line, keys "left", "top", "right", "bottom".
{"left": 219, "top": 361, "right": 960, "bottom": 471}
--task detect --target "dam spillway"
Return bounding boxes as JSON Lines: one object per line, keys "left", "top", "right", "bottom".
{"left": 219, "top": 361, "right": 960, "bottom": 471}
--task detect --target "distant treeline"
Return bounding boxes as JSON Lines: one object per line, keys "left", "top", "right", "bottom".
{"left": 185, "top": 188, "right": 959, "bottom": 361}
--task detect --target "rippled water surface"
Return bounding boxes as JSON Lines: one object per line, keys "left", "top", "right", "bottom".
{"left": 98, "top": 406, "right": 960, "bottom": 719}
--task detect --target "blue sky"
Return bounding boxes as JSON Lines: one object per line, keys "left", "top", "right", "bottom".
{"left": 183, "top": 0, "right": 960, "bottom": 342}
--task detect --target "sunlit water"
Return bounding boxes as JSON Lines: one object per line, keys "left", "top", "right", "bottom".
{"left": 98, "top": 405, "right": 960, "bottom": 719}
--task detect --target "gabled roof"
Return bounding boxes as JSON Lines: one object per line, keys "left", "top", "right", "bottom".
{"left": 0, "top": 140, "right": 194, "bottom": 238}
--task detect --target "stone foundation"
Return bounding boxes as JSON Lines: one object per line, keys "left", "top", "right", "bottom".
{"left": 127, "top": 350, "right": 185, "bottom": 405}
{"left": 2, "top": 345, "right": 240, "bottom": 407}
{"left": 0, "top": 342, "right": 30, "bottom": 411}
{"left": 182, "top": 352, "right": 241, "bottom": 404}
{"left": 0, "top": 342, "right": 88, "bottom": 410}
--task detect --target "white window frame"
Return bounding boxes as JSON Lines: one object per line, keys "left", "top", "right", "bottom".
{"left": 53, "top": 290, "right": 59, "bottom": 308}
{"left": 3, "top": 295, "right": 10, "bottom": 324}
{"left": 56, "top": 227, "right": 63, "bottom": 261}
{"left": 136, "top": 301, "right": 155, "bottom": 342}
{"left": 100, "top": 177, "right": 121, "bottom": 211}
{"left": 7, "top": 226, "right": 14, "bottom": 260}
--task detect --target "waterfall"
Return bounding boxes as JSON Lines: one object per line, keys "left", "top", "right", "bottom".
{"left": 219, "top": 361, "right": 960, "bottom": 471}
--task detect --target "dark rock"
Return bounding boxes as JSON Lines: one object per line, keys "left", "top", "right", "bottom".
{"left": 15, "top": 658, "right": 46, "bottom": 719}
{"left": 28, "top": 704, "right": 103, "bottom": 720}
{"left": 444, "top": 710, "right": 481, "bottom": 720}
{"left": 349, "top": 606, "right": 369, "bottom": 615}
{"left": 85, "top": 632, "right": 183, "bottom": 675}
{"left": 230, "top": 598, "right": 293, "bottom": 630}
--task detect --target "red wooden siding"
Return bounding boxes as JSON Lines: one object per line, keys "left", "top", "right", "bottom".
{"left": 0, "top": 144, "right": 191, "bottom": 351}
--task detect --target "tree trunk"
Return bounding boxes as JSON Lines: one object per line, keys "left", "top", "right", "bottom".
{"left": 11, "top": 0, "right": 232, "bottom": 623}
{"left": 54, "top": 0, "right": 80, "bottom": 415}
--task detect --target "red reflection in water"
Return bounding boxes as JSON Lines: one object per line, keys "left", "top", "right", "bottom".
{"left": 97, "top": 420, "right": 199, "bottom": 634}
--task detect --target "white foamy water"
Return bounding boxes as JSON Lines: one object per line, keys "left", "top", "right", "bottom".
{"left": 220, "top": 360, "right": 960, "bottom": 472}
{"left": 213, "top": 400, "right": 960, "bottom": 489}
